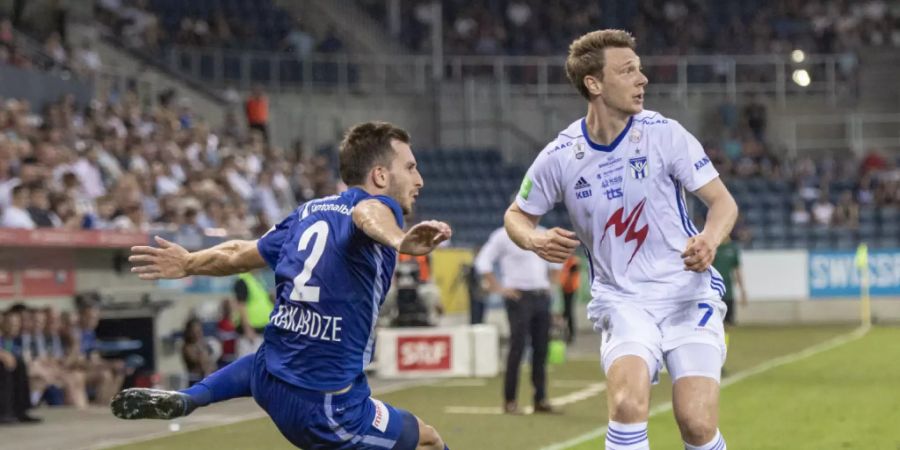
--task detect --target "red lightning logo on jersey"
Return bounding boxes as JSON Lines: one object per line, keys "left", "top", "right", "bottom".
{"left": 600, "top": 198, "right": 649, "bottom": 265}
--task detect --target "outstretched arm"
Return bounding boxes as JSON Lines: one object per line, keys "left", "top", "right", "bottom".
{"left": 130, "top": 236, "right": 267, "bottom": 280}
{"left": 352, "top": 199, "right": 451, "bottom": 255}
{"left": 504, "top": 202, "right": 579, "bottom": 263}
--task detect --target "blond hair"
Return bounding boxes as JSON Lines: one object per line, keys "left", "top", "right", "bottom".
{"left": 565, "top": 29, "right": 637, "bottom": 100}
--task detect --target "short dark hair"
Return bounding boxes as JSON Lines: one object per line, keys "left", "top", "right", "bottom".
{"left": 339, "top": 121, "right": 410, "bottom": 186}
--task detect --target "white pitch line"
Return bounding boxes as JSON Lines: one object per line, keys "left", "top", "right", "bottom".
{"left": 431, "top": 379, "right": 490, "bottom": 387}
{"left": 540, "top": 326, "right": 870, "bottom": 450}
{"left": 445, "top": 383, "right": 607, "bottom": 415}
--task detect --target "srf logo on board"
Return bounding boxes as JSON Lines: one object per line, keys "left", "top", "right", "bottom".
{"left": 398, "top": 336, "right": 451, "bottom": 371}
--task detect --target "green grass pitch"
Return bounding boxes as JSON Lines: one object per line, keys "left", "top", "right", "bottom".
{"left": 109, "top": 326, "right": 899, "bottom": 450}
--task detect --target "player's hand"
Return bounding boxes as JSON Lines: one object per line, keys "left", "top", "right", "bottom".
{"left": 399, "top": 220, "right": 452, "bottom": 255}
{"left": 530, "top": 227, "right": 579, "bottom": 263}
{"left": 681, "top": 233, "right": 716, "bottom": 272}
{"left": 740, "top": 289, "right": 749, "bottom": 307}
{"left": 129, "top": 236, "right": 191, "bottom": 280}
{"left": 499, "top": 288, "right": 521, "bottom": 301}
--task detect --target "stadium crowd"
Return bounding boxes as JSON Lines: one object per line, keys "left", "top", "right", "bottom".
{"left": 0, "top": 91, "right": 340, "bottom": 236}
{"left": 1, "top": 300, "right": 126, "bottom": 421}
{"left": 365, "top": 0, "right": 900, "bottom": 56}
{"left": 705, "top": 98, "right": 899, "bottom": 234}
{"left": 96, "top": 0, "right": 346, "bottom": 58}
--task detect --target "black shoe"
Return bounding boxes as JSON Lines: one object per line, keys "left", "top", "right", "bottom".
{"left": 111, "top": 388, "right": 196, "bottom": 420}
{"left": 16, "top": 413, "right": 42, "bottom": 423}
{"left": 533, "top": 401, "right": 562, "bottom": 415}
{"left": 503, "top": 401, "right": 523, "bottom": 415}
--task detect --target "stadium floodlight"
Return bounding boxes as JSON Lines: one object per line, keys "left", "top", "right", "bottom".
{"left": 791, "top": 49, "right": 806, "bottom": 63}
{"left": 792, "top": 69, "right": 811, "bottom": 87}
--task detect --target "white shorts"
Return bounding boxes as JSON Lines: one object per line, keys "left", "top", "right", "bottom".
{"left": 590, "top": 299, "right": 727, "bottom": 383}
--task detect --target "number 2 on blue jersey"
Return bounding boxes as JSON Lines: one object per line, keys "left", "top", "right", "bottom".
{"left": 290, "top": 220, "right": 329, "bottom": 302}
{"left": 697, "top": 302, "right": 713, "bottom": 327}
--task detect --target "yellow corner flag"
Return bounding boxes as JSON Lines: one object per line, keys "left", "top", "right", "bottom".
{"left": 855, "top": 243, "right": 871, "bottom": 327}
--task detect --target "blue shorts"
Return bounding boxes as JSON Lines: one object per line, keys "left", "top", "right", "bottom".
{"left": 250, "top": 348, "right": 419, "bottom": 450}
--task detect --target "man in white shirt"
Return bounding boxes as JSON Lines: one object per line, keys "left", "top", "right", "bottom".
{"left": 1, "top": 185, "right": 36, "bottom": 229}
{"left": 504, "top": 30, "right": 738, "bottom": 450}
{"left": 475, "top": 226, "right": 560, "bottom": 415}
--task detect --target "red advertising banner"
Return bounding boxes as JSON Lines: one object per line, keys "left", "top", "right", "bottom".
{"left": 0, "top": 270, "right": 15, "bottom": 298}
{"left": 397, "top": 335, "right": 452, "bottom": 371}
{"left": 0, "top": 249, "right": 76, "bottom": 299}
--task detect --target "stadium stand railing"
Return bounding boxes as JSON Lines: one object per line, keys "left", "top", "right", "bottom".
{"left": 153, "top": 47, "right": 852, "bottom": 102}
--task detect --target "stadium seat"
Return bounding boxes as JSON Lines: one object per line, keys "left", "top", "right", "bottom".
{"left": 878, "top": 207, "right": 899, "bottom": 224}
{"left": 859, "top": 207, "right": 877, "bottom": 224}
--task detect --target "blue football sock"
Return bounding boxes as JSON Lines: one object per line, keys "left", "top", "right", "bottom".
{"left": 180, "top": 352, "right": 255, "bottom": 406}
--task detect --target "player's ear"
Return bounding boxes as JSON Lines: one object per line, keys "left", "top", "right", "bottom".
{"left": 371, "top": 165, "right": 389, "bottom": 189}
{"left": 584, "top": 74, "right": 602, "bottom": 97}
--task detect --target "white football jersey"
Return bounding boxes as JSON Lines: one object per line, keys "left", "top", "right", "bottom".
{"left": 516, "top": 110, "right": 726, "bottom": 312}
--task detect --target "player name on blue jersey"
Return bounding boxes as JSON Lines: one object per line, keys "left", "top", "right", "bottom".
{"left": 270, "top": 303, "right": 343, "bottom": 342}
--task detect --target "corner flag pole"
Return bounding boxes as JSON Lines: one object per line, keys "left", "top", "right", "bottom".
{"left": 855, "top": 243, "right": 871, "bottom": 327}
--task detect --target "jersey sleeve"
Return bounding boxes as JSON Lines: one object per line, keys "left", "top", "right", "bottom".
{"left": 667, "top": 121, "right": 719, "bottom": 192}
{"left": 369, "top": 195, "right": 404, "bottom": 228}
{"left": 516, "top": 145, "right": 563, "bottom": 216}
{"left": 257, "top": 208, "right": 300, "bottom": 269}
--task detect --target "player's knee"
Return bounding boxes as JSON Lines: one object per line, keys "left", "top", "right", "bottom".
{"left": 609, "top": 390, "right": 649, "bottom": 421}
{"left": 417, "top": 423, "right": 444, "bottom": 449}
{"left": 677, "top": 414, "right": 717, "bottom": 444}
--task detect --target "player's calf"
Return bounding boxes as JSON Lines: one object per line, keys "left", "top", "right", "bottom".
{"left": 110, "top": 388, "right": 198, "bottom": 420}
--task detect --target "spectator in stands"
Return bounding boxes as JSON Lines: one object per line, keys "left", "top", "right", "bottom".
{"left": 36, "top": 307, "right": 87, "bottom": 409}
{"left": 73, "top": 39, "right": 102, "bottom": 78}
{"left": 216, "top": 299, "right": 239, "bottom": 368}
{"left": 0, "top": 309, "right": 41, "bottom": 423}
{"left": 281, "top": 19, "right": 315, "bottom": 58}
{"left": 244, "top": 86, "right": 269, "bottom": 141}
{"left": 743, "top": 95, "right": 767, "bottom": 141}
{"left": 856, "top": 172, "right": 876, "bottom": 205}
{"left": 43, "top": 31, "right": 67, "bottom": 69}
{"left": 27, "top": 186, "right": 59, "bottom": 227}
{"left": 181, "top": 318, "right": 214, "bottom": 387}
{"left": 790, "top": 199, "right": 811, "bottom": 226}
{"left": 812, "top": 193, "right": 836, "bottom": 226}
{"left": 77, "top": 303, "right": 125, "bottom": 405}
{"left": 832, "top": 191, "right": 860, "bottom": 229}
{"left": 1, "top": 184, "right": 35, "bottom": 228}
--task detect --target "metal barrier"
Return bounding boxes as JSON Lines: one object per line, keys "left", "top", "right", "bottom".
{"left": 785, "top": 113, "right": 900, "bottom": 158}
{"left": 158, "top": 46, "right": 853, "bottom": 103}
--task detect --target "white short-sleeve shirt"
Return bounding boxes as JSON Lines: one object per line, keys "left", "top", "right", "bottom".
{"left": 516, "top": 110, "right": 726, "bottom": 316}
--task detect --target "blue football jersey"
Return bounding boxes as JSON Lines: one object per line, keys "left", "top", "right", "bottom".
{"left": 256, "top": 187, "right": 403, "bottom": 395}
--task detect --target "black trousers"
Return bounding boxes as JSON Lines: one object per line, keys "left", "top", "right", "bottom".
{"left": 504, "top": 290, "right": 551, "bottom": 404}
{"left": 562, "top": 291, "right": 576, "bottom": 343}
{"left": 0, "top": 355, "right": 31, "bottom": 419}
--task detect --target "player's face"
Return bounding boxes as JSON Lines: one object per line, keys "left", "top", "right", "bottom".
{"left": 386, "top": 140, "right": 423, "bottom": 215}
{"left": 600, "top": 47, "right": 648, "bottom": 115}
